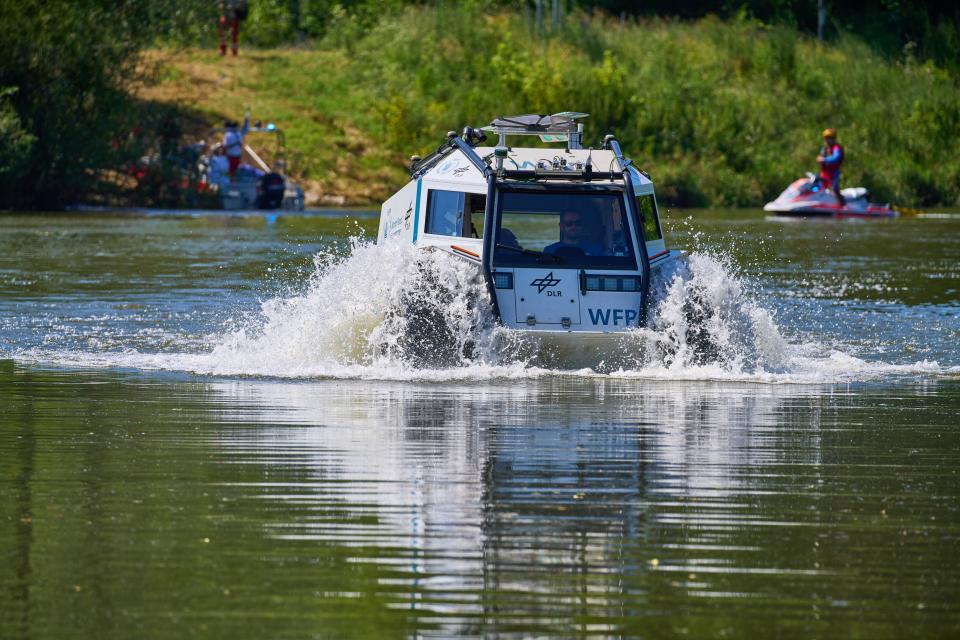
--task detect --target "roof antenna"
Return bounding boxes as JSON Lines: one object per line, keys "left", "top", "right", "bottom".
{"left": 569, "top": 122, "right": 583, "bottom": 150}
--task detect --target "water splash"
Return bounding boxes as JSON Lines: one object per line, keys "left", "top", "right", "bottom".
{"left": 201, "top": 239, "right": 488, "bottom": 374}
{"left": 186, "top": 241, "right": 946, "bottom": 382}
{"left": 624, "top": 252, "right": 789, "bottom": 373}
{"left": 11, "top": 239, "right": 953, "bottom": 383}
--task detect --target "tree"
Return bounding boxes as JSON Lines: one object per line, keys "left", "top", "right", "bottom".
{"left": 0, "top": 0, "right": 213, "bottom": 209}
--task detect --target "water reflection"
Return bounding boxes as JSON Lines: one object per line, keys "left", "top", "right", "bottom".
{"left": 4, "top": 209, "right": 960, "bottom": 636}
{"left": 207, "top": 378, "right": 845, "bottom": 631}
{"left": 3, "top": 365, "right": 959, "bottom": 637}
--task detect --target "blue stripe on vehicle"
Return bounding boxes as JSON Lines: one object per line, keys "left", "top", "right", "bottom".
{"left": 412, "top": 179, "right": 422, "bottom": 243}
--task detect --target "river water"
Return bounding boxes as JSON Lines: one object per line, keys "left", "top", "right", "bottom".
{"left": 1, "top": 208, "right": 958, "bottom": 638}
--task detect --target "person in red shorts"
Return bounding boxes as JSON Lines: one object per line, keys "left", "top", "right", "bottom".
{"left": 222, "top": 110, "right": 250, "bottom": 181}
{"left": 218, "top": 0, "right": 249, "bottom": 56}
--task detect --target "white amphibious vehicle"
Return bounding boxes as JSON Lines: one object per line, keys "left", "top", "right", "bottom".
{"left": 377, "top": 113, "right": 680, "bottom": 354}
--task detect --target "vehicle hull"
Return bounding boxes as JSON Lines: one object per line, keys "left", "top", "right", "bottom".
{"left": 216, "top": 178, "right": 304, "bottom": 211}
{"left": 764, "top": 203, "right": 897, "bottom": 218}
{"left": 501, "top": 327, "right": 644, "bottom": 370}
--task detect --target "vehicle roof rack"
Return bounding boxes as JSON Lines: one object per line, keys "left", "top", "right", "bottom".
{"left": 483, "top": 112, "right": 588, "bottom": 149}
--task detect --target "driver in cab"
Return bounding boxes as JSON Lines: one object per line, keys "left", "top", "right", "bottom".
{"left": 545, "top": 211, "right": 603, "bottom": 258}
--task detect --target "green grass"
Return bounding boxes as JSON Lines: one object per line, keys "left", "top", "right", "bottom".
{"left": 149, "top": 6, "right": 960, "bottom": 208}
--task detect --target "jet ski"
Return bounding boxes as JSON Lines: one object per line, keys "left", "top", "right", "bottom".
{"left": 763, "top": 173, "right": 896, "bottom": 218}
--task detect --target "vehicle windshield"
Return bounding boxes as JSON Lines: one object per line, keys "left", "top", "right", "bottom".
{"left": 493, "top": 191, "right": 637, "bottom": 268}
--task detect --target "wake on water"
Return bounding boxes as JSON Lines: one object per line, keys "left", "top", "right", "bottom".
{"left": 13, "top": 238, "right": 950, "bottom": 383}
{"left": 162, "top": 239, "right": 946, "bottom": 382}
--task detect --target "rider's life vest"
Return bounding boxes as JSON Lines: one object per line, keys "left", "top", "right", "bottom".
{"left": 819, "top": 143, "right": 844, "bottom": 188}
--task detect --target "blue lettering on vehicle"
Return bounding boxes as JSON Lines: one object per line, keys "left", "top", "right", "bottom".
{"left": 588, "top": 308, "right": 610, "bottom": 325}
{"left": 587, "top": 308, "right": 639, "bottom": 326}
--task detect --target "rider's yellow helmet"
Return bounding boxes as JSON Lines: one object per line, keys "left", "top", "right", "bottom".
{"left": 822, "top": 128, "right": 837, "bottom": 138}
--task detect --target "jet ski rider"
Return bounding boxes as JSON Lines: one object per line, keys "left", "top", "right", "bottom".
{"left": 816, "top": 128, "right": 844, "bottom": 205}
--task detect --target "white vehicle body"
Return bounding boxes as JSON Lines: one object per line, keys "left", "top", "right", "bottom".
{"left": 377, "top": 113, "right": 681, "bottom": 346}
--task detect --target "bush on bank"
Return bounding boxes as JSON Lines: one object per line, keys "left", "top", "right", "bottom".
{"left": 2, "top": 2, "right": 959, "bottom": 209}
{"left": 321, "top": 7, "right": 960, "bottom": 207}
{"left": 0, "top": 1, "right": 215, "bottom": 209}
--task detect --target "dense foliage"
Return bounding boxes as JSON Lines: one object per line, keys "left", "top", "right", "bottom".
{"left": 0, "top": 1, "right": 957, "bottom": 208}
{"left": 595, "top": 2, "right": 960, "bottom": 69}
{"left": 0, "top": 88, "right": 34, "bottom": 197}
{"left": 235, "top": 1, "right": 960, "bottom": 74}
{"left": 0, "top": 0, "right": 216, "bottom": 209}
{"left": 208, "top": 5, "right": 959, "bottom": 207}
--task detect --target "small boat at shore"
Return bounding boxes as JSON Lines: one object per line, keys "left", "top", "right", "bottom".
{"left": 377, "top": 112, "right": 684, "bottom": 362}
{"left": 763, "top": 174, "right": 896, "bottom": 218}
{"left": 198, "top": 122, "right": 304, "bottom": 211}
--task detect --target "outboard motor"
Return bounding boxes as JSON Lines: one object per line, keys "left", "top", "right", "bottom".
{"left": 256, "top": 172, "right": 286, "bottom": 209}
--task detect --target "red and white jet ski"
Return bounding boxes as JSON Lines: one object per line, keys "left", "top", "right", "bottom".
{"left": 763, "top": 173, "right": 896, "bottom": 218}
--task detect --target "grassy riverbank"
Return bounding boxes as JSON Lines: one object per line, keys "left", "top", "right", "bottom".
{"left": 138, "top": 8, "right": 959, "bottom": 208}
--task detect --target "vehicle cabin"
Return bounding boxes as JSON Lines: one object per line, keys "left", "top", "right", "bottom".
{"left": 377, "top": 113, "right": 675, "bottom": 333}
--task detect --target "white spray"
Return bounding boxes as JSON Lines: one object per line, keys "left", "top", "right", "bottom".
{"left": 207, "top": 239, "right": 502, "bottom": 376}
{"left": 622, "top": 252, "right": 790, "bottom": 374}
{"left": 206, "top": 240, "right": 792, "bottom": 376}
{"left": 19, "top": 239, "right": 948, "bottom": 383}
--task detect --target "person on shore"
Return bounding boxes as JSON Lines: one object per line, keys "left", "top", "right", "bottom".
{"left": 209, "top": 146, "right": 229, "bottom": 184}
{"left": 222, "top": 110, "right": 250, "bottom": 181}
{"left": 218, "top": 0, "right": 249, "bottom": 56}
{"left": 817, "top": 128, "right": 845, "bottom": 205}
{"left": 545, "top": 210, "right": 604, "bottom": 257}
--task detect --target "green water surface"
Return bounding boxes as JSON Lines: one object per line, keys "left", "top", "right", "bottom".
{"left": 1, "top": 209, "right": 959, "bottom": 638}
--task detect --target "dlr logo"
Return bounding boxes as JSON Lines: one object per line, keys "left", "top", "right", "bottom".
{"left": 546, "top": 290, "right": 563, "bottom": 297}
